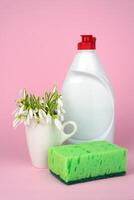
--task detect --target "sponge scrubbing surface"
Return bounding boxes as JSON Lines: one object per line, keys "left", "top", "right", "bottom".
{"left": 48, "top": 141, "right": 127, "bottom": 184}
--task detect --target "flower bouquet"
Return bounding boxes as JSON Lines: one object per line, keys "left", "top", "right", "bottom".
{"left": 13, "top": 87, "right": 77, "bottom": 168}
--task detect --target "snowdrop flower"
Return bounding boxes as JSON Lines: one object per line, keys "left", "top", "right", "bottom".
{"left": 14, "top": 110, "right": 19, "bottom": 118}
{"left": 39, "top": 109, "right": 45, "bottom": 120}
{"left": 41, "top": 110, "right": 47, "bottom": 118}
{"left": 57, "top": 97, "right": 63, "bottom": 108}
{"left": 29, "top": 109, "right": 33, "bottom": 119}
{"left": 13, "top": 86, "right": 66, "bottom": 128}
{"left": 33, "top": 110, "right": 37, "bottom": 117}
{"left": 34, "top": 116, "right": 40, "bottom": 124}
{"left": 54, "top": 119, "right": 62, "bottom": 130}
{"left": 40, "top": 99, "right": 45, "bottom": 104}
{"left": 22, "top": 110, "right": 28, "bottom": 117}
{"left": 13, "top": 118, "right": 20, "bottom": 128}
{"left": 34, "top": 108, "right": 38, "bottom": 113}
{"left": 32, "top": 109, "right": 38, "bottom": 119}
{"left": 25, "top": 114, "right": 30, "bottom": 126}
{"left": 61, "top": 108, "right": 66, "bottom": 113}
{"left": 46, "top": 114, "right": 52, "bottom": 124}
{"left": 58, "top": 114, "right": 64, "bottom": 122}
{"left": 57, "top": 108, "right": 61, "bottom": 115}
{"left": 19, "top": 105, "right": 25, "bottom": 115}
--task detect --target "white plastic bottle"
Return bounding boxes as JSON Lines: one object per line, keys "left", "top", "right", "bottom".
{"left": 62, "top": 35, "right": 115, "bottom": 143}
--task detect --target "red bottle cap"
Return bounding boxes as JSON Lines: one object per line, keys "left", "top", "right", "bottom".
{"left": 77, "top": 35, "right": 96, "bottom": 50}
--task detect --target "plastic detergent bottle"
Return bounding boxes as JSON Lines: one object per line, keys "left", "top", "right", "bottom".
{"left": 62, "top": 35, "right": 115, "bottom": 143}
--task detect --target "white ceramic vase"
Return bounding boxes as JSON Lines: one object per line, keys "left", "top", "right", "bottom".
{"left": 25, "top": 120, "right": 77, "bottom": 168}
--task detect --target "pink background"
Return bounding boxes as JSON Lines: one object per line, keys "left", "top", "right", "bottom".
{"left": 0, "top": 0, "right": 134, "bottom": 199}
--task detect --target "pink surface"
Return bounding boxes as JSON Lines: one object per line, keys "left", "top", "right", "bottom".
{"left": 0, "top": 0, "right": 134, "bottom": 199}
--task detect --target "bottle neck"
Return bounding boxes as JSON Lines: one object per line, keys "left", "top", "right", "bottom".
{"left": 77, "top": 49, "right": 96, "bottom": 53}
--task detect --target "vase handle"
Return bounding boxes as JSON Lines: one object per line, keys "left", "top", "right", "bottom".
{"left": 60, "top": 121, "right": 77, "bottom": 144}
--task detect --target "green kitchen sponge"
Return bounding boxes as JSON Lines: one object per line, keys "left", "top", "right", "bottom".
{"left": 48, "top": 141, "right": 127, "bottom": 184}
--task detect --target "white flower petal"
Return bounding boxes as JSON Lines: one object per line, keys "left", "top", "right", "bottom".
{"left": 19, "top": 105, "right": 24, "bottom": 115}
{"left": 57, "top": 109, "right": 61, "bottom": 115}
{"left": 13, "top": 118, "right": 20, "bottom": 128}
{"left": 58, "top": 98, "right": 63, "bottom": 107}
{"left": 22, "top": 110, "right": 28, "bottom": 116}
{"left": 33, "top": 113, "right": 38, "bottom": 121}
{"left": 41, "top": 110, "right": 47, "bottom": 118}
{"left": 59, "top": 114, "right": 64, "bottom": 122}
{"left": 46, "top": 115, "right": 52, "bottom": 124}
{"left": 34, "top": 108, "right": 38, "bottom": 113}
{"left": 61, "top": 108, "right": 66, "bottom": 113}
{"left": 29, "top": 109, "right": 33, "bottom": 119}
{"left": 26, "top": 115, "right": 30, "bottom": 125}
{"left": 14, "top": 111, "right": 20, "bottom": 117}
{"left": 40, "top": 99, "right": 45, "bottom": 104}
{"left": 54, "top": 119, "right": 62, "bottom": 130}
{"left": 39, "top": 109, "right": 44, "bottom": 120}
{"left": 33, "top": 110, "right": 36, "bottom": 116}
